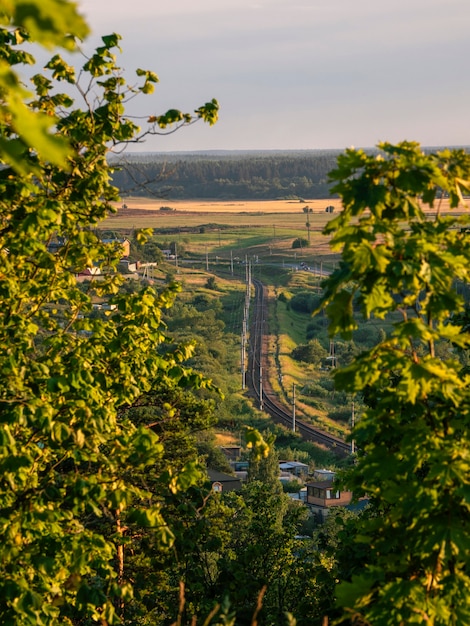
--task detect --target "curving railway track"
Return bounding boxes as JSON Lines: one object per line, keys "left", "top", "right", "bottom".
{"left": 248, "top": 277, "right": 351, "bottom": 457}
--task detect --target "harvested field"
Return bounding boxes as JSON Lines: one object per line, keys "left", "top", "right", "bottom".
{"left": 104, "top": 196, "right": 465, "bottom": 229}
{"left": 113, "top": 197, "right": 344, "bottom": 214}
{"left": 102, "top": 198, "right": 345, "bottom": 229}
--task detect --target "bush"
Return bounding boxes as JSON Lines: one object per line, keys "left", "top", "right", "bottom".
{"left": 282, "top": 480, "right": 303, "bottom": 493}
{"left": 329, "top": 406, "right": 352, "bottom": 423}
{"left": 334, "top": 341, "right": 358, "bottom": 367}
{"left": 292, "top": 237, "right": 309, "bottom": 249}
{"left": 352, "top": 326, "right": 380, "bottom": 347}
{"left": 205, "top": 276, "right": 217, "bottom": 290}
{"left": 301, "top": 397, "right": 327, "bottom": 411}
{"left": 318, "top": 377, "right": 334, "bottom": 392}
{"left": 276, "top": 446, "right": 311, "bottom": 464}
{"left": 301, "top": 383, "right": 329, "bottom": 398}
{"left": 292, "top": 339, "right": 328, "bottom": 365}
{"left": 290, "top": 291, "right": 321, "bottom": 314}
{"left": 306, "top": 317, "right": 327, "bottom": 339}
{"left": 192, "top": 294, "right": 211, "bottom": 310}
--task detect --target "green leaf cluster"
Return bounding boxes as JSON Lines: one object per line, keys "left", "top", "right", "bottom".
{"left": 320, "top": 142, "right": 470, "bottom": 624}
{"left": 0, "top": 3, "right": 220, "bottom": 624}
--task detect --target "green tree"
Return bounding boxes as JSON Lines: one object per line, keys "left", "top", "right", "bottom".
{"left": 112, "top": 382, "right": 222, "bottom": 624}
{"left": 246, "top": 432, "right": 281, "bottom": 492}
{"left": 206, "top": 275, "right": 218, "bottom": 290}
{"left": 131, "top": 235, "right": 164, "bottom": 263}
{"left": 320, "top": 141, "right": 470, "bottom": 624}
{"left": 290, "top": 291, "right": 321, "bottom": 314}
{"left": 215, "top": 481, "right": 308, "bottom": 625}
{"left": 0, "top": 4, "right": 219, "bottom": 624}
{"left": 0, "top": 0, "right": 89, "bottom": 172}
{"left": 291, "top": 339, "right": 328, "bottom": 366}
{"left": 292, "top": 237, "right": 308, "bottom": 249}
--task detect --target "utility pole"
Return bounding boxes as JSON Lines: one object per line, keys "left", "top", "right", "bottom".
{"left": 241, "top": 259, "right": 251, "bottom": 391}
{"left": 259, "top": 365, "right": 263, "bottom": 410}
{"left": 241, "top": 320, "right": 246, "bottom": 390}
{"left": 328, "top": 340, "right": 337, "bottom": 368}
{"left": 230, "top": 250, "right": 234, "bottom": 275}
{"left": 292, "top": 383, "right": 296, "bottom": 432}
{"left": 205, "top": 246, "right": 209, "bottom": 271}
{"left": 351, "top": 401, "right": 355, "bottom": 455}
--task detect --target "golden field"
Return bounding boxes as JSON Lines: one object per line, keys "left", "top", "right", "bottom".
{"left": 114, "top": 197, "right": 343, "bottom": 213}
{"left": 103, "top": 197, "right": 344, "bottom": 230}
{"left": 102, "top": 195, "right": 466, "bottom": 234}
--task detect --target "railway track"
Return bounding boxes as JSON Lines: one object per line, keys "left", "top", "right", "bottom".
{"left": 248, "top": 277, "right": 351, "bottom": 457}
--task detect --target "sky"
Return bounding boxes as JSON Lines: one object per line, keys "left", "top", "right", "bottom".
{"left": 77, "top": 0, "right": 470, "bottom": 153}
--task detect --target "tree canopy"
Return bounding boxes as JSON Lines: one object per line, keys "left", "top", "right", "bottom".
{"left": 320, "top": 141, "right": 470, "bottom": 624}
{"left": 4, "top": 2, "right": 470, "bottom": 625}
{"left": 0, "top": 3, "right": 220, "bottom": 623}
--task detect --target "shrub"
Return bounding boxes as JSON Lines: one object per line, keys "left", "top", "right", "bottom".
{"left": 282, "top": 480, "right": 303, "bottom": 493}
{"left": 306, "top": 317, "right": 327, "bottom": 339}
{"left": 318, "top": 377, "right": 335, "bottom": 392}
{"left": 192, "top": 294, "right": 211, "bottom": 310}
{"left": 301, "top": 397, "right": 327, "bottom": 411}
{"left": 292, "top": 339, "right": 328, "bottom": 365}
{"left": 301, "top": 383, "right": 329, "bottom": 398}
{"left": 205, "top": 276, "right": 217, "bottom": 290}
{"left": 292, "top": 237, "right": 309, "bottom": 249}
{"left": 352, "top": 326, "right": 380, "bottom": 347}
{"left": 329, "top": 406, "right": 352, "bottom": 423}
{"left": 290, "top": 291, "right": 321, "bottom": 314}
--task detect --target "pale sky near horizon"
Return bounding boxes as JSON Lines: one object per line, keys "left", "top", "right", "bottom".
{"left": 77, "top": 0, "right": 470, "bottom": 153}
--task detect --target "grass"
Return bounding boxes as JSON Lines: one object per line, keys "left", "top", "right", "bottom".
{"left": 276, "top": 300, "right": 308, "bottom": 346}
{"left": 146, "top": 232, "right": 350, "bottom": 438}
{"left": 102, "top": 198, "right": 340, "bottom": 263}
{"left": 106, "top": 196, "right": 462, "bottom": 447}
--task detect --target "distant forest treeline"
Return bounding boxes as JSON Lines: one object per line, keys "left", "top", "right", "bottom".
{"left": 109, "top": 146, "right": 469, "bottom": 201}
{"left": 109, "top": 150, "right": 346, "bottom": 200}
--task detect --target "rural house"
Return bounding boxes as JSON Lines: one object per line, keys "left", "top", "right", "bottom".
{"left": 305, "top": 478, "right": 352, "bottom": 521}
{"left": 207, "top": 469, "right": 242, "bottom": 493}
